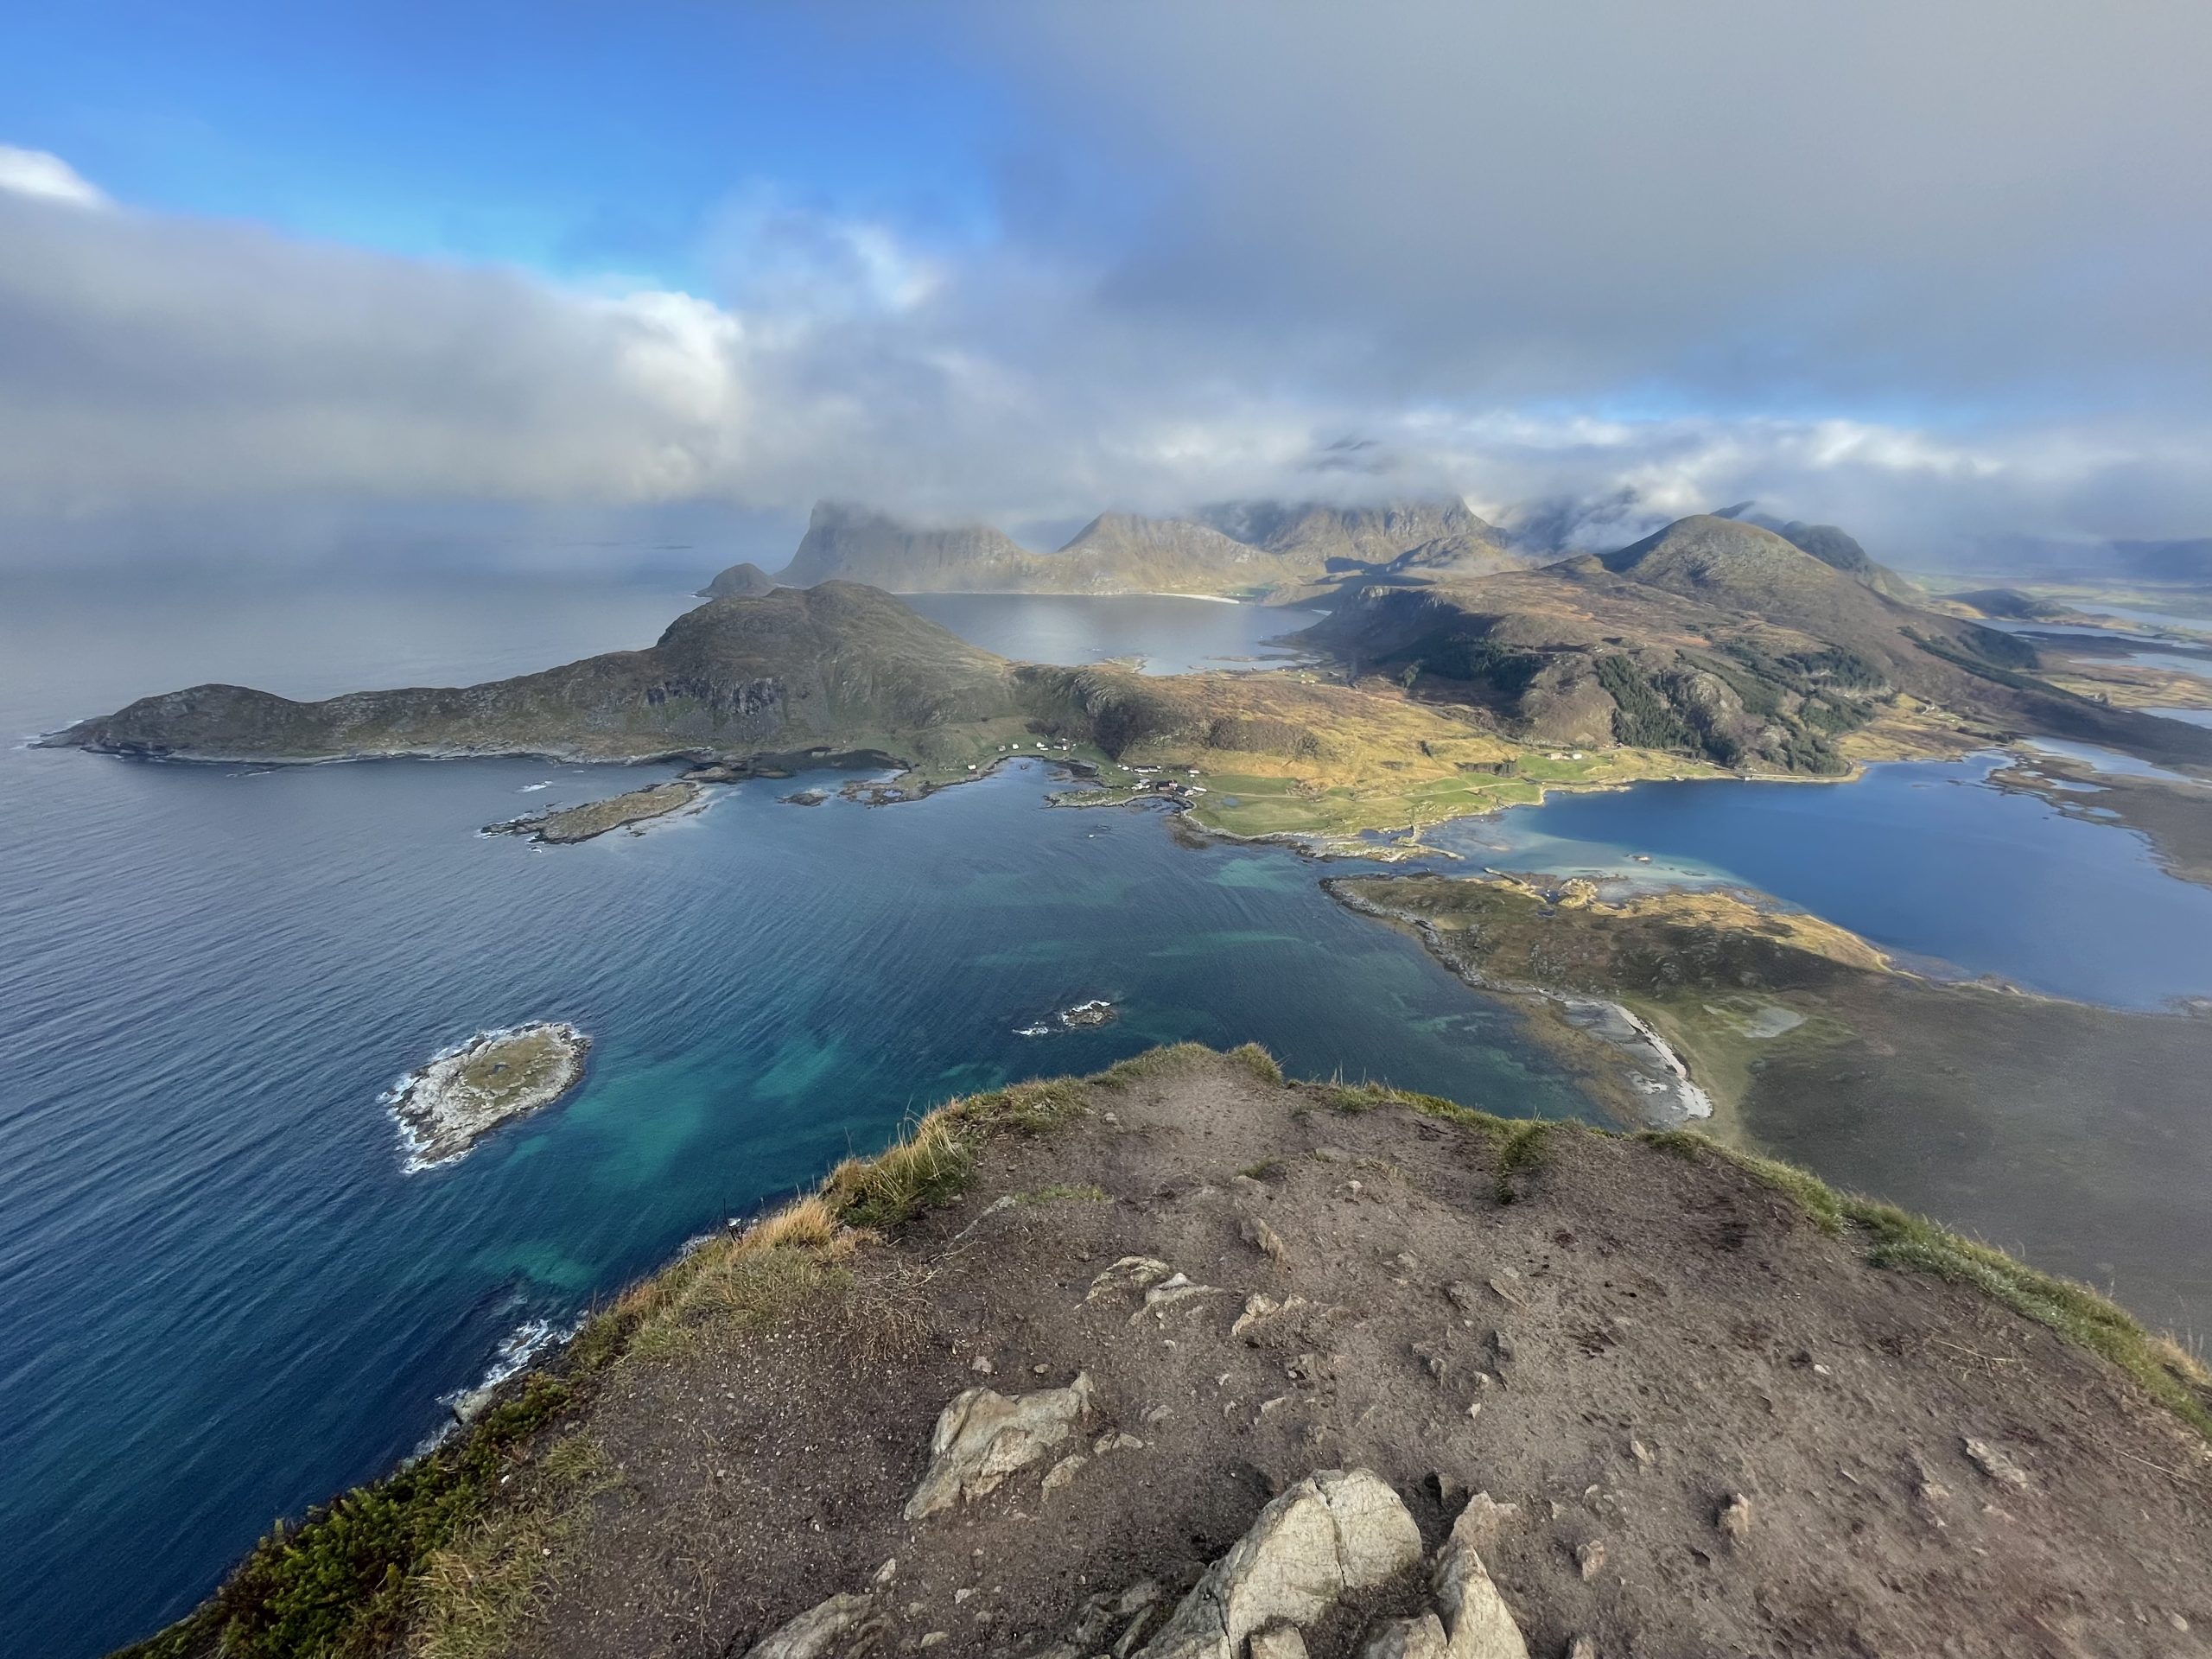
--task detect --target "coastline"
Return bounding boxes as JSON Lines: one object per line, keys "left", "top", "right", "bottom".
{"left": 1322, "top": 876, "right": 1717, "bottom": 1130}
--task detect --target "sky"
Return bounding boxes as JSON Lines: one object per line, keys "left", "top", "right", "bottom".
{"left": 3, "top": 0, "right": 2209, "bottom": 573}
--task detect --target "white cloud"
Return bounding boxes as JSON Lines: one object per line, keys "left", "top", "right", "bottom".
{"left": 3, "top": 0, "right": 2211, "bottom": 587}
{"left": 0, "top": 145, "right": 109, "bottom": 208}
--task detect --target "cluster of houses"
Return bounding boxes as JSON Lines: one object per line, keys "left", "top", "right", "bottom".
{"left": 1130, "top": 764, "right": 1207, "bottom": 798}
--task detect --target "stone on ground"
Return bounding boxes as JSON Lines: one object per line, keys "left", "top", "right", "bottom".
{"left": 1136, "top": 1469, "right": 1423, "bottom": 1659}
{"left": 902, "top": 1374, "right": 1094, "bottom": 1521}
{"left": 1431, "top": 1497, "right": 1532, "bottom": 1659}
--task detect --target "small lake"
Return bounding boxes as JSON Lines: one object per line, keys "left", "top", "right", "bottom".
{"left": 1425, "top": 759, "right": 2212, "bottom": 1012}
{"left": 5, "top": 575, "right": 2212, "bottom": 1656}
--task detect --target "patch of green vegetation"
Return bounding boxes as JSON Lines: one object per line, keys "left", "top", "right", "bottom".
{"left": 1638, "top": 1130, "right": 2212, "bottom": 1442}
{"left": 1596, "top": 654, "right": 1700, "bottom": 753}
{"left": 409, "top": 1433, "right": 614, "bottom": 1659}
{"left": 830, "top": 1116, "right": 976, "bottom": 1229}
{"left": 1427, "top": 638, "right": 1547, "bottom": 696}
{"left": 1091, "top": 1042, "right": 1221, "bottom": 1086}
{"left": 1493, "top": 1120, "right": 1554, "bottom": 1203}
{"left": 1905, "top": 628, "right": 2077, "bottom": 697}
{"left": 117, "top": 1375, "right": 581, "bottom": 1659}
{"left": 1240, "top": 1157, "right": 1287, "bottom": 1183}
{"left": 994, "top": 1077, "right": 1091, "bottom": 1130}
{"left": 627, "top": 1246, "right": 855, "bottom": 1365}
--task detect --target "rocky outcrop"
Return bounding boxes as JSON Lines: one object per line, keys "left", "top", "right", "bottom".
{"left": 1429, "top": 1497, "right": 1531, "bottom": 1659}
{"left": 741, "top": 1592, "right": 883, "bottom": 1659}
{"left": 701, "top": 561, "right": 781, "bottom": 599}
{"left": 903, "top": 1374, "right": 1096, "bottom": 1520}
{"left": 1135, "top": 1469, "right": 1424, "bottom": 1659}
{"left": 1132, "top": 1472, "right": 1530, "bottom": 1659}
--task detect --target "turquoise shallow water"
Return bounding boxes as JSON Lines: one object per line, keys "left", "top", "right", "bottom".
{"left": 4, "top": 575, "right": 2211, "bottom": 1656}
{"left": 0, "top": 577, "right": 1563, "bottom": 1659}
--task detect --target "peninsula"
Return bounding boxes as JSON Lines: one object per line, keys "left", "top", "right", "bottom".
{"left": 1323, "top": 872, "right": 2212, "bottom": 1324}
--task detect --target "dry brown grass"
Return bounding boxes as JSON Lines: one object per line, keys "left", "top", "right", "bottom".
{"left": 409, "top": 1436, "right": 612, "bottom": 1659}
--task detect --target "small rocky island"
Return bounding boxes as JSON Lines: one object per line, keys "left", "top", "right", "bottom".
{"left": 386, "top": 1023, "right": 591, "bottom": 1170}
{"left": 487, "top": 780, "right": 702, "bottom": 844}
{"left": 1016, "top": 999, "right": 1119, "bottom": 1037}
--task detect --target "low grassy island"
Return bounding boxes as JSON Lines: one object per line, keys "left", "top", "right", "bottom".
{"left": 488, "top": 780, "right": 702, "bottom": 844}
{"left": 388, "top": 1023, "right": 591, "bottom": 1171}
{"left": 130, "top": 1046, "right": 2211, "bottom": 1659}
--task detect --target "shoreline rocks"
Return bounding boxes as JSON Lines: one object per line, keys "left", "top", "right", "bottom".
{"left": 386, "top": 1022, "right": 591, "bottom": 1170}
{"left": 1017, "top": 999, "right": 1120, "bottom": 1038}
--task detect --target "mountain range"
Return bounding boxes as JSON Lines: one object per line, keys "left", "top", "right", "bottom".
{"left": 707, "top": 496, "right": 1521, "bottom": 601}
{"left": 58, "top": 513, "right": 2212, "bottom": 778}
{"left": 1306, "top": 513, "right": 2212, "bottom": 771}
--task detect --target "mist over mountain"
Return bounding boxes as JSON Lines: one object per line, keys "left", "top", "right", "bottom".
{"left": 698, "top": 561, "right": 780, "bottom": 599}
{"left": 779, "top": 504, "right": 1048, "bottom": 592}
{"left": 753, "top": 495, "right": 1529, "bottom": 598}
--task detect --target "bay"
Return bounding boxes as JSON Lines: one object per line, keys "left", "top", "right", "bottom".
{"left": 7, "top": 575, "right": 2212, "bottom": 1657}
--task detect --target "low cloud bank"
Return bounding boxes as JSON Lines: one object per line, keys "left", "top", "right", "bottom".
{"left": 2, "top": 86, "right": 2208, "bottom": 578}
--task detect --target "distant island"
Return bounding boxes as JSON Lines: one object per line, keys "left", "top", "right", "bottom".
{"left": 487, "top": 780, "right": 703, "bottom": 844}
{"left": 48, "top": 512, "right": 2212, "bottom": 865}
{"left": 386, "top": 1023, "right": 591, "bottom": 1171}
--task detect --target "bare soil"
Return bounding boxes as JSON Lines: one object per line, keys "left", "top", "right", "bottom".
{"left": 502, "top": 1054, "right": 2212, "bottom": 1659}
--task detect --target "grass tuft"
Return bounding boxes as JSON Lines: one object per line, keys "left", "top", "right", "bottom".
{"left": 408, "top": 1434, "right": 613, "bottom": 1659}
{"left": 983, "top": 1077, "right": 1090, "bottom": 1132}
{"left": 828, "top": 1112, "right": 975, "bottom": 1230}
{"left": 1227, "top": 1042, "right": 1285, "bottom": 1085}
{"left": 1091, "top": 1042, "right": 1218, "bottom": 1086}
{"left": 1493, "top": 1120, "right": 1553, "bottom": 1203}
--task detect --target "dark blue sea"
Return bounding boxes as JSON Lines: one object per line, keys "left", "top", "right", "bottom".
{"left": 4, "top": 573, "right": 2210, "bottom": 1657}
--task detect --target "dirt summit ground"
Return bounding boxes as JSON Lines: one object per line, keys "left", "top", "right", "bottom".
{"left": 196, "top": 1046, "right": 2209, "bottom": 1659}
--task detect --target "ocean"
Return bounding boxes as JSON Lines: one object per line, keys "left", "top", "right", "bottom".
{"left": 4, "top": 572, "right": 2209, "bottom": 1656}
